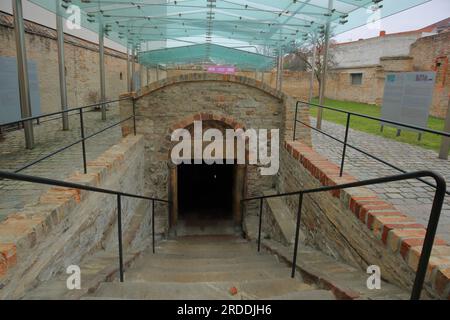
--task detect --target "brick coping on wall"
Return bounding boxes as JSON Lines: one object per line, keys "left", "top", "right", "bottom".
{"left": 132, "top": 73, "right": 286, "bottom": 101}
{"left": 284, "top": 140, "right": 450, "bottom": 299}
{"left": 0, "top": 135, "right": 143, "bottom": 280}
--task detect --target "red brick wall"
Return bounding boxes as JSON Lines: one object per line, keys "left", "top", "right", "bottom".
{"left": 410, "top": 32, "right": 450, "bottom": 118}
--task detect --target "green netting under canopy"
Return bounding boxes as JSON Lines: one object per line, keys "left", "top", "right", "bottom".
{"left": 28, "top": 0, "right": 431, "bottom": 50}
{"left": 138, "top": 43, "right": 275, "bottom": 70}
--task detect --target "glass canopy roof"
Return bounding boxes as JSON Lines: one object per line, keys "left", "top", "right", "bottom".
{"left": 138, "top": 43, "right": 276, "bottom": 70}
{"left": 29, "top": 0, "right": 430, "bottom": 66}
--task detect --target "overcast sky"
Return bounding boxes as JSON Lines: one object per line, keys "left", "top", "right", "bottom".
{"left": 0, "top": 0, "right": 449, "bottom": 52}
{"left": 334, "top": 0, "right": 450, "bottom": 42}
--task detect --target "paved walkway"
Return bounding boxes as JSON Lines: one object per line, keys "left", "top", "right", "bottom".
{"left": 308, "top": 118, "right": 450, "bottom": 243}
{"left": 0, "top": 108, "right": 123, "bottom": 221}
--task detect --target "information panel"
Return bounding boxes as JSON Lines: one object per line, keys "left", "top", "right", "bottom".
{"left": 206, "top": 65, "right": 236, "bottom": 75}
{"left": 380, "top": 71, "right": 436, "bottom": 132}
{"left": 0, "top": 56, "right": 41, "bottom": 124}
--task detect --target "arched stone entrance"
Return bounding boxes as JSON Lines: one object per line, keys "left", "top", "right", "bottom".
{"left": 167, "top": 114, "right": 247, "bottom": 234}
{"left": 119, "top": 73, "right": 311, "bottom": 236}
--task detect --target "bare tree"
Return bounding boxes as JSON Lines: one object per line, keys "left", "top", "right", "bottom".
{"left": 284, "top": 34, "right": 337, "bottom": 91}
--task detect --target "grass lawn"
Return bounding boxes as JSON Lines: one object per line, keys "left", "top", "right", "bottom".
{"left": 308, "top": 98, "right": 449, "bottom": 154}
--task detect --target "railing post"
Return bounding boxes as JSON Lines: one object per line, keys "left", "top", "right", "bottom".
{"left": 340, "top": 113, "right": 351, "bottom": 177}
{"left": 132, "top": 98, "right": 137, "bottom": 136}
{"left": 291, "top": 193, "right": 303, "bottom": 278}
{"left": 117, "top": 194, "right": 124, "bottom": 282}
{"left": 13, "top": 0, "right": 34, "bottom": 150}
{"left": 79, "top": 109, "right": 87, "bottom": 174}
{"left": 293, "top": 102, "right": 298, "bottom": 141}
{"left": 410, "top": 175, "right": 446, "bottom": 300}
{"left": 257, "top": 198, "right": 263, "bottom": 252}
{"left": 152, "top": 199, "right": 155, "bottom": 254}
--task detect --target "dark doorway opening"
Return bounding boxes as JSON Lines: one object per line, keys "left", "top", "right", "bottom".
{"left": 178, "top": 160, "right": 234, "bottom": 221}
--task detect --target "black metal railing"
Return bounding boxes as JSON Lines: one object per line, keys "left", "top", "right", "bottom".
{"left": 242, "top": 170, "right": 447, "bottom": 300}
{"left": 0, "top": 97, "right": 136, "bottom": 174}
{"left": 293, "top": 101, "right": 450, "bottom": 196}
{"left": 0, "top": 170, "right": 169, "bottom": 282}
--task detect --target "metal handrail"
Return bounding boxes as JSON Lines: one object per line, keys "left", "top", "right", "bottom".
{"left": 295, "top": 100, "right": 450, "bottom": 137}
{"left": 0, "top": 97, "right": 136, "bottom": 175}
{"left": 0, "top": 98, "right": 130, "bottom": 128}
{"left": 242, "top": 170, "right": 447, "bottom": 300}
{"left": 293, "top": 100, "right": 450, "bottom": 196}
{"left": 0, "top": 170, "right": 170, "bottom": 282}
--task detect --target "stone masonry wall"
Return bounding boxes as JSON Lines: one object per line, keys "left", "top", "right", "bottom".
{"left": 277, "top": 140, "right": 450, "bottom": 299}
{"left": 0, "top": 12, "right": 161, "bottom": 115}
{"left": 0, "top": 135, "right": 149, "bottom": 299}
{"left": 120, "top": 73, "right": 311, "bottom": 227}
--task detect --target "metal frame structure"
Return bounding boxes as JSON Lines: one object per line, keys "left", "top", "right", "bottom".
{"left": 316, "top": 0, "right": 334, "bottom": 129}
{"left": 56, "top": 0, "right": 69, "bottom": 131}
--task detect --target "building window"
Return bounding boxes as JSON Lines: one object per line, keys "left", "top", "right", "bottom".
{"left": 120, "top": 72, "right": 123, "bottom": 80}
{"left": 350, "top": 73, "right": 363, "bottom": 85}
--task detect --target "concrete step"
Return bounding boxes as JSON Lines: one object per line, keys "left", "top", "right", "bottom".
{"left": 23, "top": 251, "right": 140, "bottom": 300}
{"left": 166, "top": 235, "right": 248, "bottom": 244}
{"left": 268, "top": 290, "right": 335, "bottom": 300}
{"left": 130, "top": 254, "right": 280, "bottom": 270}
{"left": 84, "top": 235, "right": 339, "bottom": 300}
{"left": 159, "top": 238, "right": 252, "bottom": 247}
{"left": 156, "top": 241, "right": 257, "bottom": 251}
{"left": 175, "top": 219, "right": 239, "bottom": 236}
{"left": 87, "top": 278, "right": 317, "bottom": 300}
{"left": 125, "top": 267, "right": 295, "bottom": 283}
{"left": 149, "top": 250, "right": 264, "bottom": 259}
{"left": 130, "top": 260, "right": 286, "bottom": 273}
{"left": 261, "top": 239, "right": 410, "bottom": 300}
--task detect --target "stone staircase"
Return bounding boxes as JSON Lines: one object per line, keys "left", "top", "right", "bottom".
{"left": 85, "top": 235, "right": 335, "bottom": 300}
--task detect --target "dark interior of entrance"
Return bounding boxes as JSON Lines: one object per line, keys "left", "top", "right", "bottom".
{"left": 178, "top": 161, "right": 233, "bottom": 221}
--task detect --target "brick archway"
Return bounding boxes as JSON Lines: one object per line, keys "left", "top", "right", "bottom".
{"left": 169, "top": 111, "right": 247, "bottom": 132}
{"left": 167, "top": 112, "right": 247, "bottom": 231}
{"left": 135, "top": 72, "right": 285, "bottom": 101}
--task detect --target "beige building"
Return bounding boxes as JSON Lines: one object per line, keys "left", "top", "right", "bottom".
{"left": 326, "top": 18, "right": 450, "bottom": 118}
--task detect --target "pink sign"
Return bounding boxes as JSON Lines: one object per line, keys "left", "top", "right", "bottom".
{"left": 206, "top": 65, "right": 236, "bottom": 74}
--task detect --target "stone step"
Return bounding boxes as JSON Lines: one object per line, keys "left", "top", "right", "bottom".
{"left": 124, "top": 267, "right": 295, "bottom": 283}
{"left": 87, "top": 278, "right": 317, "bottom": 300}
{"left": 157, "top": 241, "right": 256, "bottom": 251}
{"left": 261, "top": 239, "right": 410, "bottom": 300}
{"left": 23, "top": 251, "right": 140, "bottom": 300}
{"left": 149, "top": 250, "right": 264, "bottom": 259}
{"left": 130, "top": 259, "right": 286, "bottom": 273}
{"left": 83, "top": 235, "right": 340, "bottom": 300}
{"left": 165, "top": 235, "right": 248, "bottom": 244}
{"left": 130, "top": 254, "right": 280, "bottom": 269}
{"left": 155, "top": 245, "right": 258, "bottom": 255}
{"left": 175, "top": 220, "right": 239, "bottom": 237}
{"left": 159, "top": 238, "right": 252, "bottom": 247}
{"left": 268, "top": 290, "right": 336, "bottom": 300}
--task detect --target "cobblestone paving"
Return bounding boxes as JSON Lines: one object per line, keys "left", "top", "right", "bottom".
{"left": 0, "top": 108, "right": 123, "bottom": 221}
{"left": 308, "top": 118, "right": 450, "bottom": 243}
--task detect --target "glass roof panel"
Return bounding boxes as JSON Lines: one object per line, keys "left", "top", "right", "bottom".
{"left": 138, "top": 43, "right": 276, "bottom": 70}
{"left": 28, "top": 0, "right": 431, "bottom": 66}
